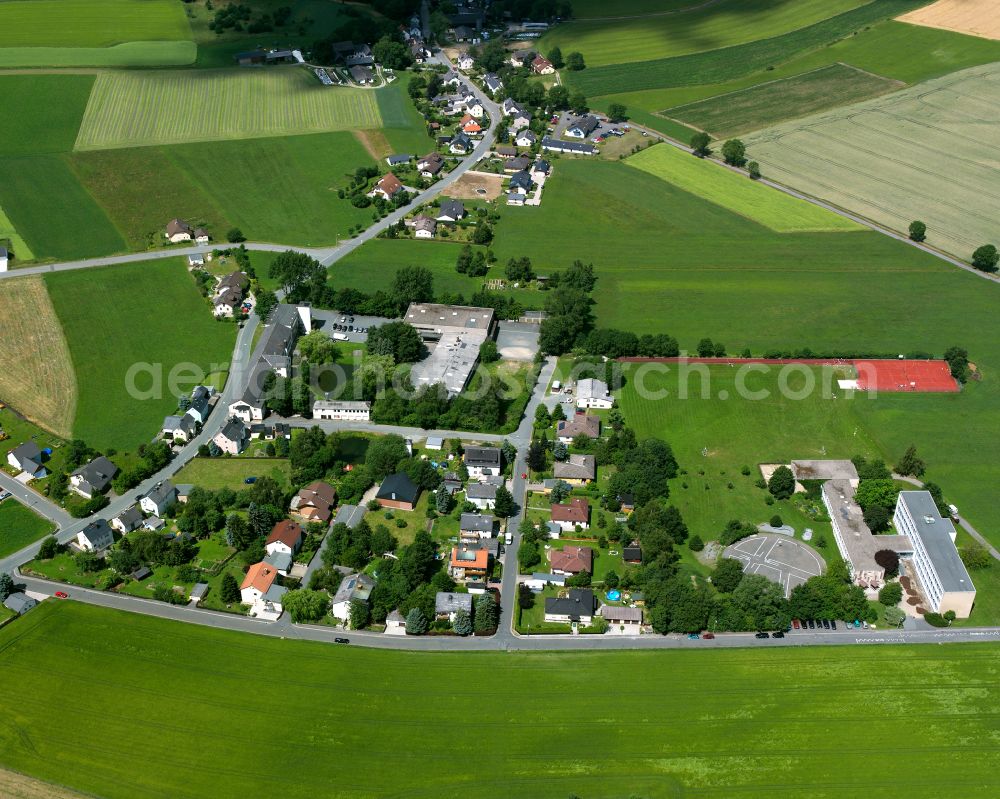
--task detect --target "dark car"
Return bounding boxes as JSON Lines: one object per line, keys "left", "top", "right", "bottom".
{"left": 244, "top": 477, "right": 257, "bottom": 484}
{"left": 772, "top": 631, "right": 785, "bottom": 639}
{"left": 348, "top": 325, "right": 353, "bottom": 332}
{"left": 807, "top": 619, "right": 815, "bottom": 629}
{"left": 755, "top": 632, "right": 770, "bottom": 639}
{"left": 822, "top": 619, "right": 831, "bottom": 630}
{"left": 831, "top": 620, "right": 838, "bottom": 630}
{"left": 702, "top": 632, "right": 715, "bottom": 639}
{"left": 334, "top": 637, "right": 350, "bottom": 644}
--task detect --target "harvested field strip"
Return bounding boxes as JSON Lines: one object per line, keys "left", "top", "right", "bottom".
{"left": 565, "top": 0, "right": 924, "bottom": 96}
{"left": 0, "top": 277, "right": 77, "bottom": 438}
{"left": 664, "top": 63, "right": 904, "bottom": 138}
{"left": 898, "top": 0, "right": 1000, "bottom": 41}
{"left": 74, "top": 69, "right": 384, "bottom": 150}
{"left": 0, "top": 204, "right": 33, "bottom": 260}
{"left": 0, "top": 0, "right": 191, "bottom": 47}
{"left": 0, "top": 766, "right": 90, "bottom": 799}
{"left": 626, "top": 144, "right": 861, "bottom": 233}
{"left": 745, "top": 61, "right": 1000, "bottom": 258}
{"left": 0, "top": 41, "right": 197, "bottom": 68}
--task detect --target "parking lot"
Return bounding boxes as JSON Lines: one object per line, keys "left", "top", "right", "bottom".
{"left": 550, "top": 111, "right": 629, "bottom": 144}
{"left": 309, "top": 309, "right": 392, "bottom": 344}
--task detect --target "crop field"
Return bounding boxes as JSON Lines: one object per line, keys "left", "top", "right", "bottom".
{"left": 375, "top": 76, "right": 437, "bottom": 155}
{"left": 744, "top": 61, "right": 1000, "bottom": 259}
{"left": 163, "top": 132, "right": 378, "bottom": 245}
{"left": 0, "top": 155, "right": 126, "bottom": 260}
{"left": 3, "top": 602, "right": 1000, "bottom": 798}
{"left": 540, "top": 0, "right": 867, "bottom": 67}
{"left": 44, "top": 259, "right": 235, "bottom": 451}
{"left": 0, "top": 277, "right": 76, "bottom": 438}
{"left": 0, "top": 0, "right": 191, "bottom": 47}
{"left": 173, "top": 457, "right": 291, "bottom": 491}
{"left": 0, "top": 204, "right": 32, "bottom": 260}
{"left": 0, "top": 41, "right": 197, "bottom": 68}
{"left": 626, "top": 144, "right": 862, "bottom": 232}
{"left": 74, "top": 69, "right": 385, "bottom": 150}
{"left": 898, "top": 0, "right": 1000, "bottom": 40}
{"left": 570, "top": 0, "right": 697, "bottom": 17}
{"left": 0, "top": 500, "right": 56, "bottom": 560}
{"left": 565, "top": 0, "right": 924, "bottom": 97}
{"left": 664, "top": 63, "right": 904, "bottom": 138}
{"left": 0, "top": 75, "right": 94, "bottom": 157}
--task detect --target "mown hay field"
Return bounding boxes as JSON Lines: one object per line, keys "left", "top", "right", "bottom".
{"left": 664, "top": 63, "right": 904, "bottom": 138}
{"left": 74, "top": 68, "right": 385, "bottom": 150}
{"left": 745, "top": 61, "right": 1000, "bottom": 259}
{"left": 0, "top": 277, "right": 76, "bottom": 438}
{"left": 0, "top": 41, "right": 196, "bottom": 68}
{"left": 5, "top": 601, "right": 1000, "bottom": 799}
{"left": 626, "top": 143, "right": 862, "bottom": 233}
{"left": 0, "top": 0, "right": 191, "bottom": 47}
{"left": 898, "top": 0, "right": 1000, "bottom": 40}
{"left": 539, "top": 0, "right": 867, "bottom": 67}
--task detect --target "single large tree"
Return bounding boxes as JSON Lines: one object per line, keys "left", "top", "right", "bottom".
{"left": 0, "top": 572, "right": 13, "bottom": 602}
{"left": 607, "top": 103, "right": 627, "bottom": 122}
{"left": 721, "top": 139, "right": 747, "bottom": 167}
{"left": 690, "top": 132, "right": 711, "bottom": 157}
{"left": 908, "top": 220, "right": 927, "bottom": 242}
{"left": 392, "top": 265, "right": 434, "bottom": 306}
{"left": 972, "top": 244, "right": 999, "bottom": 272}
{"left": 406, "top": 606, "right": 429, "bottom": 635}
{"left": 895, "top": 444, "right": 926, "bottom": 478}
{"left": 493, "top": 486, "right": 517, "bottom": 518}
{"left": 220, "top": 572, "right": 241, "bottom": 604}
{"left": 474, "top": 593, "right": 498, "bottom": 632}
{"left": 767, "top": 465, "right": 795, "bottom": 500}
{"left": 713, "top": 557, "right": 744, "bottom": 593}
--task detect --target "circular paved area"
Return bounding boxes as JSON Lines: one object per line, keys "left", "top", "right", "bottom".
{"left": 723, "top": 534, "right": 825, "bottom": 597}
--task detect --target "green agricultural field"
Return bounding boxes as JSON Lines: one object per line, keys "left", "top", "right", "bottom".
{"left": 0, "top": 41, "right": 197, "bottom": 68}
{"left": 0, "top": 75, "right": 94, "bottom": 157}
{"left": 664, "top": 63, "right": 903, "bottom": 139}
{"left": 4, "top": 602, "right": 1000, "bottom": 798}
{"left": 626, "top": 144, "right": 862, "bottom": 232}
{"left": 173, "top": 457, "right": 291, "bottom": 491}
{"left": 44, "top": 259, "right": 235, "bottom": 451}
{"left": 75, "top": 69, "right": 385, "bottom": 150}
{"left": 565, "top": 0, "right": 924, "bottom": 97}
{"left": 540, "top": 0, "right": 867, "bottom": 67}
{"left": 0, "top": 501, "right": 55, "bottom": 559}
{"left": 744, "top": 61, "right": 1000, "bottom": 260}
{"left": 0, "top": 155, "right": 126, "bottom": 260}
{"left": 0, "top": 204, "right": 32, "bottom": 260}
{"left": 375, "top": 75, "right": 437, "bottom": 155}
{"left": 0, "top": 0, "right": 191, "bottom": 47}
{"left": 570, "top": 0, "right": 696, "bottom": 17}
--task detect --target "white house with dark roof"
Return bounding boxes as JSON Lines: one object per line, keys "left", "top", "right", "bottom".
{"left": 515, "top": 130, "right": 537, "bottom": 148}
{"left": 111, "top": 504, "right": 144, "bottom": 534}
{"left": 435, "top": 591, "right": 473, "bottom": 621}
{"left": 464, "top": 446, "right": 502, "bottom": 479}
{"left": 7, "top": 441, "right": 46, "bottom": 479}
{"left": 140, "top": 481, "right": 177, "bottom": 517}
{"left": 77, "top": 519, "right": 114, "bottom": 552}
{"left": 466, "top": 481, "right": 498, "bottom": 510}
{"left": 331, "top": 572, "right": 375, "bottom": 622}
{"left": 460, "top": 512, "right": 496, "bottom": 541}
{"left": 436, "top": 199, "right": 466, "bottom": 223}
{"left": 483, "top": 73, "right": 503, "bottom": 95}
{"left": 566, "top": 114, "right": 599, "bottom": 139}
{"left": 69, "top": 456, "right": 118, "bottom": 499}
{"left": 576, "top": 378, "right": 613, "bottom": 409}
{"left": 162, "top": 414, "right": 197, "bottom": 443}
{"left": 213, "top": 417, "right": 249, "bottom": 455}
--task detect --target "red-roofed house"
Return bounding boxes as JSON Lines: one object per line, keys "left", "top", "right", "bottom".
{"left": 240, "top": 562, "right": 287, "bottom": 620}
{"left": 290, "top": 481, "right": 337, "bottom": 523}
{"left": 550, "top": 497, "right": 590, "bottom": 532}
{"left": 266, "top": 520, "right": 304, "bottom": 557}
{"left": 550, "top": 545, "right": 593, "bottom": 576}
{"left": 372, "top": 173, "right": 404, "bottom": 200}
{"left": 460, "top": 114, "right": 482, "bottom": 134}
{"left": 532, "top": 55, "right": 555, "bottom": 75}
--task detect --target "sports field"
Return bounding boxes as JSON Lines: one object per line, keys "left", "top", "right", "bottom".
{"left": 0, "top": 277, "right": 76, "bottom": 438}
{"left": 540, "top": 0, "right": 868, "bottom": 67}
{"left": 626, "top": 144, "right": 861, "bottom": 232}
{"left": 74, "top": 69, "right": 385, "bottom": 150}
{"left": 0, "top": 0, "right": 191, "bottom": 47}
{"left": 3, "top": 602, "right": 1000, "bottom": 798}
{"left": 44, "top": 259, "right": 235, "bottom": 451}
{"left": 898, "top": 0, "right": 1000, "bottom": 40}
{"left": 744, "top": 61, "right": 1000, "bottom": 259}
{"left": 664, "top": 63, "right": 903, "bottom": 138}
{"left": 0, "top": 500, "right": 56, "bottom": 559}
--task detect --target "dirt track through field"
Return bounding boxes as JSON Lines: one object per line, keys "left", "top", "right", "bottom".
{"left": 898, "top": 0, "right": 1000, "bottom": 40}
{"left": 0, "top": 767, "right": 93, "bottom": 799}
{"left": 0, "top": 276, "right": 76, "bottom": 437}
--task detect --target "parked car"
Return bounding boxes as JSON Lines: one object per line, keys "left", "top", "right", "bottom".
{"left": 772, "top": 631, "right": 785, "bottom": 639}
{"left": 831, "top": 621, "right": 837, "bottom": 630}
{"left": 755, "top": 632, "right": 770, "bottom": 639}
{"left": 55, "top": 591, "right": 68, "bottom": 598}
{"left": 792, "top": 619, "right": 801, "bottom": 630}
{"left": 807, "top": 619, "right": 815, "bottom": 629}
{"left": 244, "top": 477, "right": 257, "bottom": 484}
{"left": 334, "top": 637, "right": 350, "bottom": 644}
{"left": 701, "top": 632, "right": 715, "bottom": 639}
{"left": 822, "top": 619, "right": 831, "bottom": 630}
{"left": 0, "top": 490, "right": 10, "bottom": 502}
{"left": 687, "top": 633, "right": 700, "bottom": 639}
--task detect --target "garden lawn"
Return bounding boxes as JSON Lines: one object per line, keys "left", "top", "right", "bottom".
{"left": 44, "top": 259, "right": 235, "bottom": 452}
{"left": 6, "top": 602, "right": 1000, "bottom": 798}
{"left": 363, "top": 491, "right": 431, "bottom": 548}
{"left": 0, "top": 0, "right": 191, "bottom": 47}
{"left": 0, "top": 501, "right": 56, "bottom": 559}
{"left": 626, "top": 144, "right": 862, "bottom": 232}
{"left": 173, "top": 458, "right": 292, "bottom": 491}
{"left": 547, "top": 538, "right": 624, "bottom": 584}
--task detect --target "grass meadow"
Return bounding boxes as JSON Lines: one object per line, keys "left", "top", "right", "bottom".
{"left": 664, "top": 63, "right": 903, "bottom": 138}
{"left": 0, "top": 501, "right": 55, "bottom": 559}
{"left": 745, "top": 61, "right": 1000, "bottom": 259}
{"left": 3, "top": 602, "right": 1000, "bottom": 798}
{"left": 173, "top": 457, "right": 291, "bottom": 491}
{"left": 0, "top": 75, "right": 94, "bottom": 157}
{"left": 0, "top": 41, "right": 196, "bottom": 68}
{"left": 75, "top": 69, "right": 385, "bottom": 150}
{"left": 626, "top": 144, "right": 862, "bottom": 232}
{"left": 0, "top": 0, "right": 191, "bottom": 47}
{"left": 44, "top": 259, "right": 235, "bottom": 451}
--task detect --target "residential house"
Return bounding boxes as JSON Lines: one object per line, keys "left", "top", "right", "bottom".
{"left": 550, "top": 544, "right": 594, "bottom": 576}
{"left": 617, "top": 493, "right": 636, "bottom": 514}
{"left": 435, "top": 591, "right": 473, "bottom": 621}
{"left": 566, "top": 114, "right": 599, "bottom": 139}
{"left": 508, "top": 52, "right": 531, "bottom": 69}
{"left": 460, "top": 513, "right": 496, "bottom": 541}
{"left": 504, "top": 156, "right": 531, "bottom": 174}
{"left": 457, "top": 51, "right": 475, "bottom": 70}
{"left": 76, "top": 519, "right": 114, "bottom": 552}
{"left": 576, "top": 378, "right": 613, "bottom": 409}
{"left": 190, "top": 582, "right": 209, "bottom": 603}
{"left": 465, "top": 97, "right": 485, "bottom": 118}
{"left": 550, "top": 497, "right": 590, "bottom": 532}
{"left": 553, "top": 454, "right": 596, "bottom": 485}
{"left": 531, "top": 55, "right": 555, "bottom": 75}
{"left": 372, "top": 173, "right": 405, "bottom": 201}
{"left": 331, "top": 572, "right": 375, "bottom": 621}
{"left": 436, "top": 199, "right": 465, "bottom": 223}
{"left": 506, "top": 192, "right": 526, "bottom": 207}
{"left": 544, "top": 588, "right": 596, "bottom": 624}
{"left": 502, "top": 98, "right": 526, "bottom": 117}
{"left": 385, "top": 608, "right": 407, "bottom": 634}
{"left": 332, "top": 41, "right": 373, "bottom": 66}
{"left": 3, "top": 592, "right": 37, "bottom": 616}
{"left": 450, "top": 132, "right": 473, "bottom": 154}
{"left": 465, "top": 446, "right": 502, "bottom": 479}
{"left": 376, "top": 472, "right": 420, "bottom": 511}
{"left": 409, "top": 40, "right": 429, "bottom": 63}
{"left": 161, "top": 414, "right": 197, "bottom": 443}
{"left": 531, "top": 159, "right": 551, "bottom": 178}
{"left": 140, "top": 481, "right": 177, "bottom": 517}
{"left": 418, "top": 152, "right": 445, "bottom": 178}
{"left": 69, "top": 456, "right": 118, "bottom": 499}
{"left": 213, "top": 417, "right": 249, "bottom": 455}
{"left": 235, "top": 303, "right": 304, "bottom": 423}
{"left": 623, "top": 544, "right": 643, "bottom": 564}
{"left": 460, "top": 114, "right": 482, "bottom": 134}
{"left": 600, "top": 605, "right": 643, "bottom": 633}
{"left": 7, "top": 441, "right": 46, "bottom": 479}
{"left": 509, "top": 111, "right": 531, "bottom": 131}
{"left": 266, "top": 519, "right": 304, "bottom": 557}
{"left": 186, "top": 385, "right": 214, "bottom": 425}
{"left": 386, "top": 154, "right": 412, "bottom": 167}
{"left": 509, "top": 170, "right": 533, "bottom": 194}
{"left": 264, "top": 549, "right": 293, "bottom": 576}
{"left": 483, "top": 73, "right": 503, "bottom": 95}
{"left": 524, "top": 572, "right": 566, "bottom": 591}
{"left": 350, "top": 65, "right": 374, "bottom": 85}
{"left": 240, "top": 562, "right": 287, "bottom": 620}
{"left": 228, "top": 398, "right": 265, "bottom": 424}
{"left": 176, "top": 484, "right": 194, "bottom": 503}
{"left": 556, "top": 413, "right": 600, "bottom": 443}
{"left": 441, "top": 70, "right": 462, "bottom": 87}
{"left": 541, "top": 136, "right": 597, "bottom": 156}
{"left": 442, "top": 471, "right": 463, "bottom": 495}
{"left": 496, "top": 144, "right": 517, "bottom": 158}
{"left": 165, "top": 218, "right": 193, "bottom": 243}
{"left": 312, "top": 400, "right": 371, "bottom": 421}
{"left": 409, "top": 214, "right": 438, "bottom": 239}
{"left": 515, "top": 130, "right": 537, "bottom": 148}
{"left": 188, "top": 253, "right": 205, "bottom": 268}
{"left": 194, "top": 227, "right": 210, "bottom": 244}
{"left": 449, "top": 545, "right": 490, "bottom": 580}
{"left": 111, "top": 504, "right": 144, "bottom": 535}
{"left": 291, "top": 481, "right": 337, "bottom": 524}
